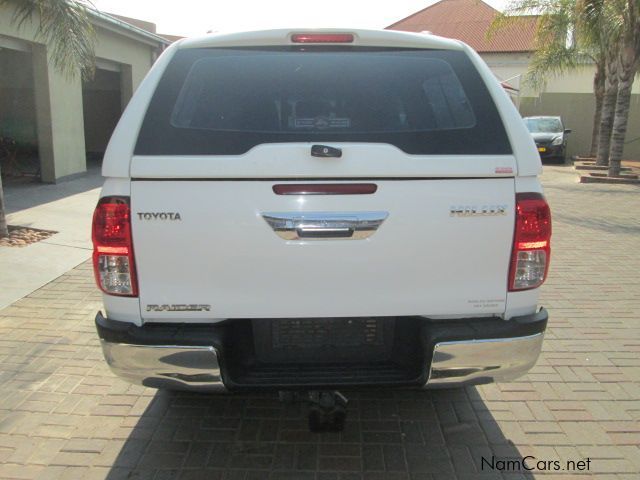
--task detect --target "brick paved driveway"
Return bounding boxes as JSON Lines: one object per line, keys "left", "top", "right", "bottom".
{"left": 1, "top": 166, "right": 639, "bottom": 479}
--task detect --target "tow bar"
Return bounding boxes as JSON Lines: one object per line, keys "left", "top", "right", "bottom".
{"left": 279, "top": 390, "right": 348, "bottom": 432}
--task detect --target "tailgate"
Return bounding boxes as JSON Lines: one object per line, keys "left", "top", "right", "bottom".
{"left": 127, "top": 44, "right": 518, "bottom": 320}
{"left": 131, "top": 174, "right": 515, "bottom": 320}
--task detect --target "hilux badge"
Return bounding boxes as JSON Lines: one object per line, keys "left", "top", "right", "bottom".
{"left": 450, "top": 205, "right": 508, "bottom": 217}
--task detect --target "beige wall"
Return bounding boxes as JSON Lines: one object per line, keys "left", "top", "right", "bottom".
{"left": 0, "top": 2, "right": 162, "bottom": 182}
{"left": 93, "top": 26, "right": 155, "bottom": 94}
{"left": 44, "top": 53, "right": 86, "bottom": 179}
{"left": 482, "top": 51, "right": 640, "bottom": 159}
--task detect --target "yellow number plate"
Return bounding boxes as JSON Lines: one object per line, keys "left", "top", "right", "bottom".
{"left": 538, "top": 147, "right": 546, "bottom": 152}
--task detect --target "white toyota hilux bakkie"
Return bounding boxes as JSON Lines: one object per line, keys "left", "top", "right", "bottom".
{"left": 93, "top": 29, "right": 551, "bottom": 400}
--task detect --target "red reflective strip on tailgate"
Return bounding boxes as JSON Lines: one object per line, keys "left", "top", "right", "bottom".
{"left": 272, "top": 184, "right": 378, "bottom": 195}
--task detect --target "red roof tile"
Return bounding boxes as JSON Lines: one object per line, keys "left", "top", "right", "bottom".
{"left": 108, "top": 13, "right": 157, "bottom": 33}
{"left": 158, "top": 33, "right": 184, "bottom": 43}
{"left": 386, "top": 0, "right": 538, "bottom": 53}
{"left": 107, "top": 13, "right": 183, "bottom": 43}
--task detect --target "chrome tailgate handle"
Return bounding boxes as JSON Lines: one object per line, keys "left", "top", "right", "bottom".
{"left": 262, "top": 212, "right": 388, "bottom": 240}
{"left": 297, "top": 226, "right": 354, "bottom": 238}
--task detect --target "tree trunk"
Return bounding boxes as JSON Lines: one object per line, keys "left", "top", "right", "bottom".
{"left": 608, "top": 51, "right": 639, "bottom": 177}
{"left": 596, "top": 55, "right": 619, "bottom": 166}
{"left": 589, "top": 63, "right": 605, "bottom": 157}
{"left": 0, "top": 165, "right": 8, "bottom": 238}
{"left": 607, "top": 80, "right": 632, "bottom": 176}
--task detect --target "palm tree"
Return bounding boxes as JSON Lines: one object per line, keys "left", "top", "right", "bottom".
{"left": 608, "top": 0, "right": 640, "bottom": 177}
{"left": 0, "top": 0, "right": 96, "bottom": 238}
{"left": 603, "top": 0, "right": 639, "bottom": 177}
{"left": 0, "top": 165, "right": 7, "bottom": 238}
{"left": 589, "top": 56, "right": 606, "bottom": 157}
{"left": 490, "top": 0, "right": 606, "bottom": 157}
{"left": 578, "top": 0, "right": 621, "bottom": 167}
{"left": 2, "top": 0, "right": 96, "bottom": 79}
{"left": 594, "top": 43, "right": 620, "bottom": 167}
{"left": 582, "top": 0, "right": 640, "bottom": 175}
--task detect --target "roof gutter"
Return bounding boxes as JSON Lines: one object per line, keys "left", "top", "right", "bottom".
{"left": 87, "top": 9, "right": 170, "bottom": 47}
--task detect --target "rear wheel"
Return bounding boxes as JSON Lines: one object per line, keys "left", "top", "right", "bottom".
{"left": 557, "top": 146, "right": 567, "bottom": 164}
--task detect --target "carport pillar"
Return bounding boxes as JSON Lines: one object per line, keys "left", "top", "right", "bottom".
{"left": 32, "top": 44, "right": 87, "bottom": 183}
{"left": 120, "top": 64, "right": 133, "bottom": 111}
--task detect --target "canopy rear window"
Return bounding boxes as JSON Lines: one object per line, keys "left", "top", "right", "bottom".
{"left": 135, "top": 47, "right": 511, "bottom": 155}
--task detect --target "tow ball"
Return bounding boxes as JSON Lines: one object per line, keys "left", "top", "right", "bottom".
{"left": 279, "top": 390, "right": 348, "bottom": 432}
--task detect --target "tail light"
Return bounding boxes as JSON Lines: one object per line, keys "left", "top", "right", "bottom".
{"left": 508, "top": 192, "right": 551, "bottom": 291}
{"left": 92, "top": 196, "right": 138, "bottom": 296}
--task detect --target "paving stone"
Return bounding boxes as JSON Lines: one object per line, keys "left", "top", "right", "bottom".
{"left": 318, "top": 456, "right": 362, "bottom": 471}
{"left": 361, "top": 444, "right": 384, "bottom": 472}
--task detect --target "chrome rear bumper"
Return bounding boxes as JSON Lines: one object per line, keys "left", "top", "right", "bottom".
{"left": 426, "top": 332, "right": 544, "bottom": 387}
{"left": 99, "top": 332, "right": 544, "bottom": 392}
{"left": 100, "top": 341, "right": 227, "bottom": 392}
